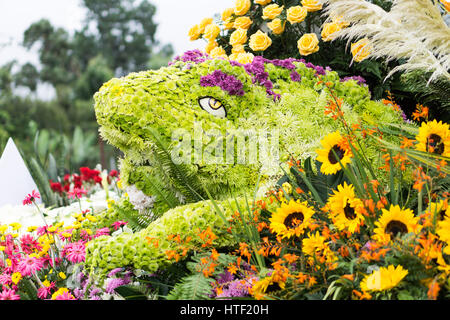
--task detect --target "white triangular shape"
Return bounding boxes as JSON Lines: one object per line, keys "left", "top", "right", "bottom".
{"left": 0, "top": 138, "right": 42, "bottom": 207}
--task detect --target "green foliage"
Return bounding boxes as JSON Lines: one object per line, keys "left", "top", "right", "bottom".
{"left": 166, "top": 252, "right": 237, "bottom": 300}
{"left": 399, "top": 71, "right": 450, "bottom": 123}
{"left": 166, "top": 273, "right": 215, "bottom": 300}
{"left": 112, "top": 199, "right": 153, "bottom": 232}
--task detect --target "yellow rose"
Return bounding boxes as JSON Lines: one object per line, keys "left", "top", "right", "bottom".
{"left": 230, "top": 28, "right": 248, "bottom": 46}
{"left": 267, "top": 18, "right": 286, "bottom": 35}
{"left": 234, "top": 16, "right": 253, "bottom": 29}
{"left": 262, "top": 4, "right": 284, "bottom": 20}
{"left": 351, "top": 38, "right": 371, "bottom": 62}
{"left": 236, "top": 52, "right": 255, "bottom": 64}
{"left": 321, "top": 22, "right": 342, "bottom": 42}
{"left": 222, "top": 8, "right": 235, "bottom": 21}
{"left": 224, "top": 18, "right": 235, "bottom": 30}
{"left": 249, "top": 30, "right": 272, "bottom": 51}
{"left": 205, "top": 40, "right": 218, "bottom": 54}
{"left": 229, "top": 53, "right": 239, "bottom": 62}
{"left": 199, "top": 17, "right": 214, "bottom": 32}
{"left": 286, "top": 6, "right": 307, "bottom": 24}
{"left": 232, "top": 44, "right": 245, "bottom": 54}
{"left": 255, "top": 0, "right": 272, "bottom": 5}
{"left": 203, "top": 23, "right": 221, "bottom": 41}
{"left": 297, "top": 33, "right": 319, "bottom": 56}
{"left": 188, "top": 24, "right": 202, "bottom": 41}
{"left": 301, "top": 0, "right": 322, "bottom": 12}
{"left": 210, "top": 46, "right": 228, "bottom": 59}
{"left": 234, "top": 0, "right": 251, "bottom": 16}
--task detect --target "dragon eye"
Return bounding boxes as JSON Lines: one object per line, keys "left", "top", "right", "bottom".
{"left": 198, "top": 97, "right": 227, "bottom": 118}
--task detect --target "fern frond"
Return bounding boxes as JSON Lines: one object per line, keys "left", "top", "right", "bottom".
{"left": 113, "top": 202, "right": 152, "bottom": 231}
{"left": 166, "top": 273, "right": 214, "bottom": 300}
{"left": 146, "top": 128, "right": 207, "bottom": 203}
{"left": 323, "top": 0, "right": 450, "bottom": 83}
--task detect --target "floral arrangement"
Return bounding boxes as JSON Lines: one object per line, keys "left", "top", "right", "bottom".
{"left": 1, "top": 0, "right": 449, "bottom": 302}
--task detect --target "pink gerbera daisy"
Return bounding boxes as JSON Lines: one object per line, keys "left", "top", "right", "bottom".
{"left": 67, "top": 187, "right": 87, "bottom": 200}
{"left": 23, "top": 190, "right": 40, "bottom": 205}
{"left": 94, "top": 227, "right": 110, "bottom": 238}
{"left": 0, "top": 288, "right": 21, "bottom": 300}
{"left": 17, "top": 256, "right": 44, "bottom": 276}
{"left": 63, "top": 242, "right": 86, "bottom": 264}
{"left": 111, "top": 220, "right": 128, "bottom": 231}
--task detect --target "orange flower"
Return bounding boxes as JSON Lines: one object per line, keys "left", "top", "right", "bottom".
{"left": 412, "top": 104, "right": 429, "bottom": 122}
{"left": 400, "top": 137, "right": 415, "bottom": 149}
{"left": 228, "top": 263, "right": 238, "bottom": 274}
{"left": 210, "top": 249, "right": 220, "bottom": 261}
{"left": 283, "top": 253, "right": 299, "bottom": 264}
{"left": 342, "top": 274, "right": 354, "bottom": 281}
{"left": 427, "top": 280, "right": 440, "bottom": 300}
{"left": 296, "top": 272, "right": 308, "bottom": 284}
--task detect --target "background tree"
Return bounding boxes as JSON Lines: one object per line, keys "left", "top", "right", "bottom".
{"left": 0, "top": 0, "right": 173, "bottom": 173}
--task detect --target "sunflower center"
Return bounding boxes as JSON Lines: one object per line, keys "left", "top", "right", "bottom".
{"left": 426, "top": 134, "right": 444, "bottom": 155}
{"left": 328, "top": 145, "right": 345, "bottom": 165}
{"left": 343, "top": 202, "right": 357, "bottom": 220}
{"left": 385, "top": 220, "right": 408, "bottom": 238}
{"left": 283, "top": 211, "right": 304, "bottom": 228}
{"left": 438, "top": 209, "right": 446, "bottom": 221}
{"left": 266, "top": 282, "right": 282, "bottom": 293}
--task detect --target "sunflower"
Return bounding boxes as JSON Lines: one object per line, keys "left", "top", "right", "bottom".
{"left": 269, "top": 199, "right": 315, "bottom": 239}
{"left": 427, "top": 200, "right": 449, "bottom": 222}
{"left": 250, "top": 275, "right": 285, "bottom": 299}
{"left": 373, "top": 205, "right": 421, "bottom": 243}
{"left": 302, "top": 232, "right": 327, "bottom": 256}
{"left": 316, "top": 131, "right": 352, "bottom": 175}
{"left": 327, "top": 182, "right": 365, "bottom": 233}
{"left": 437, "top": 209, "right": 450, "bottom": 255}
{"left": 415, "top": 120, "right": 450, "bottom": 157}
{"left": 360, "top": 265, "right": 408, "bottom": 292}
{"left": 302, "top": 232, "right": 338, "bottom": 268}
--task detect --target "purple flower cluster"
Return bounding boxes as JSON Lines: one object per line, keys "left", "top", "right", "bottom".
{"left": 211, "top": 270, "right": 255, "bottom": 299}
{"left": 200, "top": 70, "right": 245, "bottom": 96}
{"left": 169, "top": 49, "right": 209, "bottom": 65}
{"left": 341, "top": 75, "right": 367, "bottom": 86}
{"left": 72, "top": 267, "right": 134, "bottom": 300}
{"left": 73, "top": 270, "right": 103, "bottom": 300}
{"left": 244, "top": 56, "right": 280, "bottom": 101}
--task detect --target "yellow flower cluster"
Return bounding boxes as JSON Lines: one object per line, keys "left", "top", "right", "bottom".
{"left": 188, "top": 1, "right": 371, "bottom": 63}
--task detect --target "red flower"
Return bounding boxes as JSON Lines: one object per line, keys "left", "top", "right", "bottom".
{"left": 109, "top": 170, "right": 118, "bottom": 178}
{"left": 49, "top": 181, "right": 63, "bottom": 194}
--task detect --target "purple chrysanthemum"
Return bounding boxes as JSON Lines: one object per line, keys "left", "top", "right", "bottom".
{"left": 200, "top": 70, "right": 245, "bottom": 96}
{"left": 169, "top": 49, "right": 209, "bottom": 65}
{"left": 290, "top": 70, "right": 301, "bottom": 82}
{"left": 341, "top": 75, "right": 367, "bottom": 85}
{"left": 105, "top": 277, "right": 131, "bottom": 294}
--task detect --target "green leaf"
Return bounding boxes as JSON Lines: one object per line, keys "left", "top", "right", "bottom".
{"left": 114, "top": 285, "right": 148, "bottom": 300}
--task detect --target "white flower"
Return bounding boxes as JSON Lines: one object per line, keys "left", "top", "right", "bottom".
{"left": 126, "top": 185, "right": 156, "bottom": 211}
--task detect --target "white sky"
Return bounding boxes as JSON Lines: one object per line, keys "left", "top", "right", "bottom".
{"left": 0, "top": 0, "right": 233, "bottom": 66}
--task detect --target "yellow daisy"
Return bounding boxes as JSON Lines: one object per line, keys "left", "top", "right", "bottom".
{"left": 269, "top": 199, "right": 315, "bottom": 239}
{"left": 316, "top": 131, "right": 352, "bottom": 175}
{"left": 360, "top": 265, "right": 408, "bottom": 292}
{"left": 415, "top": 120, "right": 450, "bottom": 157}
{"left": 373, "top": 205, "right": 421, "bottom": 243}
{"left": 327, "top": 182, "right": 365, "bottom": 233}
